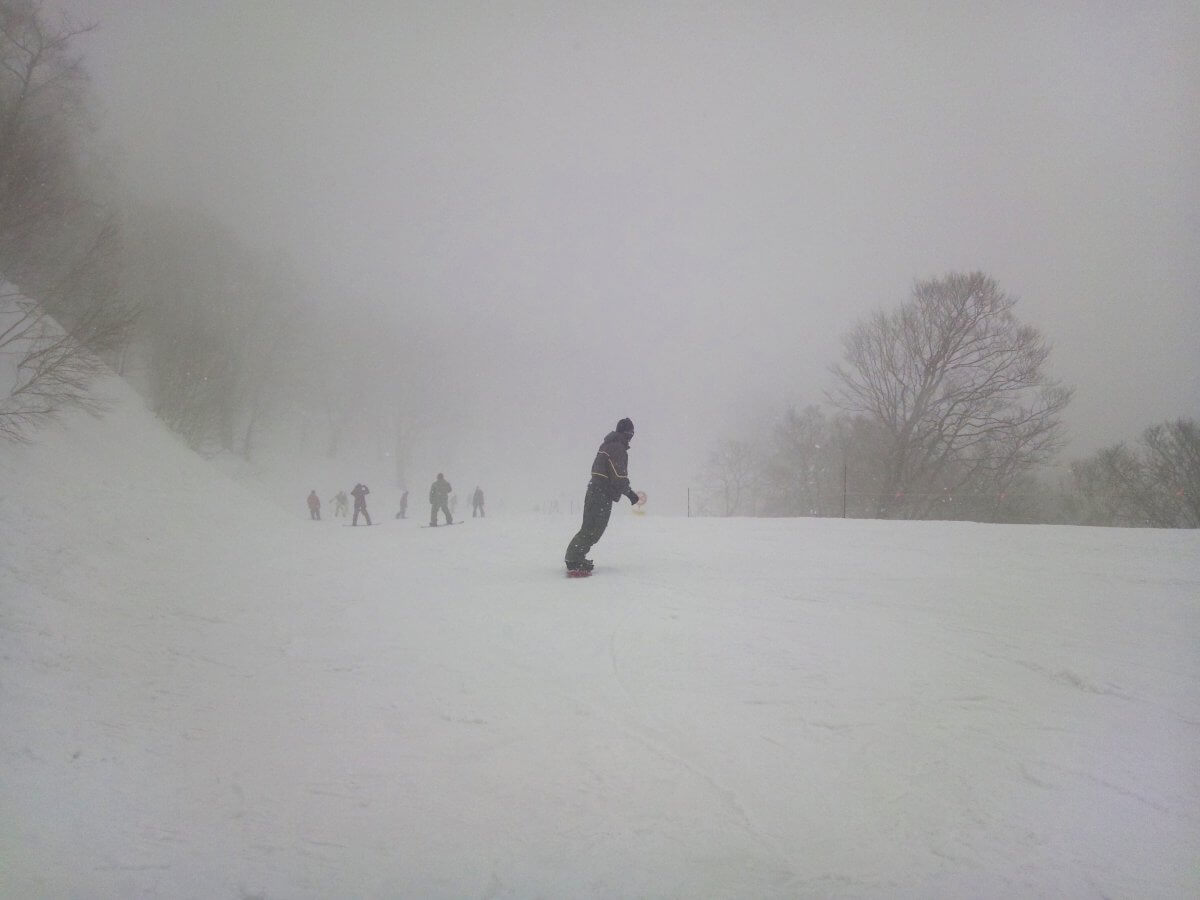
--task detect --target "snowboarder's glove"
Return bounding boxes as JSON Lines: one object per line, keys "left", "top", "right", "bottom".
{"left": 626, "top": 490, "right": 640, "bottom": 504}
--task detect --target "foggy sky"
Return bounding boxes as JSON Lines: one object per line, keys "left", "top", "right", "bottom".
{"left": 68, "top": 1, "right": 1199, "bottom": 510}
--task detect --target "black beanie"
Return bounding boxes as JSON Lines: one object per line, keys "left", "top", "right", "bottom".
{"left": 616, "top": 418, "right": 634, "bottom": 434}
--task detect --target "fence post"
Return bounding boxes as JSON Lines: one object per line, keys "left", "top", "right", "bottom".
{"left": 843, "top": 463, "right": 848, "bottom": 518}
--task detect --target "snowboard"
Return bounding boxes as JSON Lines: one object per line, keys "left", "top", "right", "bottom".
{"left": 566, "top": 568, "right": 592, "bottom": 578}
{"left": 344, "top": 522, "right": 380, "bottom": 526}
{"left": 421, "top": 522, "right": 464, "bottom": 528}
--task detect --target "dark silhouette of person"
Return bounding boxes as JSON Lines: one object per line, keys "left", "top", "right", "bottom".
{"left": 395, "top": 489, "right": 409, "bottom": 519}
{"left": 565, "top": 418, "right": 639, "bottom": 573}
{"left": 472, "top": 486, "right": 485, "bottom": 517}
{"left": 429, "top": 474, "right": 452, "bottom": 526}
{"left": 307, "top": 490, "right": 321, "bottom": 520}
{"left": 351, "top": 482, "right": 372, "bottom": 526}
{"left": 330, "top": 489, "right": 349, "bottom": 517}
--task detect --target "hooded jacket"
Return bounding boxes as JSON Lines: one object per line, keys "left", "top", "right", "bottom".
{"left": 589, "top": 431, "right": 636, "bottom": 502}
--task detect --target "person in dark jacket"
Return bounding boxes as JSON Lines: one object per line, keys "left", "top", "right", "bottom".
{"left": 307, "top": 490, "right": 321, "bottom": 520}
{"left": 351, "top": 482, "right": 371, "bottom": 526}
{"left": 429, "top": 473, "right": 453, "bottom": 526}
{"left": 472, "top": 486, "right": 485, "bottom": 518}
{"left": 565, "top": 418, "right": 640, "bottom": 573}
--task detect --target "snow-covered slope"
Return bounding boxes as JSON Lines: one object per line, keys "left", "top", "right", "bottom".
{"left": 2, "top": 375, "right": 1198, "bottom": 898}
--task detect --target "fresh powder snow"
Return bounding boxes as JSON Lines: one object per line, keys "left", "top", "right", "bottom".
{"left": 2, "top": 373, "right": 1198, "bottom": 897}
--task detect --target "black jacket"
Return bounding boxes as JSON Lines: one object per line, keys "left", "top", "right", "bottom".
{"left": 430, "top": 477, "right": 451, "bottom": 504}
{"left": 589, "top": 431, "right": 637, "bottom": 503}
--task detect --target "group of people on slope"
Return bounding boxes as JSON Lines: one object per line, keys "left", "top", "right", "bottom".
{"left": 306, "top": 416, "right": 641, "bottom": 574}
{"left": 307, "top": 484, "right": 372, "bottom": 524}
{"left": 306, "top": 478, "right": 485, "bottom": 527}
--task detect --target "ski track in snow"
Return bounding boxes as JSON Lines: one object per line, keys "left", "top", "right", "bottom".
{"left": 2, "top": 378, "right": 1200, "bottom": 897}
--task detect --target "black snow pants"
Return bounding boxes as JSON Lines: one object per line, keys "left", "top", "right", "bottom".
{"left": 353, "top": 503, "right": 371, "bottom": 526}
{"left": 431, "top": 500, "right": 452, "bottom": 526}
{"left": 565, "top": 481, "right": 613, "bottom": 568}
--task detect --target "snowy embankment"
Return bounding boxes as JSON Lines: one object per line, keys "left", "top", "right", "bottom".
{"left": 2, "top": 375, "right": 1198, "bottom": 898}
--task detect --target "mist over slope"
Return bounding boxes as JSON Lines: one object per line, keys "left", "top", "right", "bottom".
{"left": 2, "top": 373, "right": 1198, "bottom": 897}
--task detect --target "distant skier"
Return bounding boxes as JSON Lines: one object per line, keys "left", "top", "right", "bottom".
{"left": 565, "top": 418, "right": 640, "bottom": 575}
{"left": 472, "top": 486, "right": 485, "bottom": 518}
{"left": 429, "top": 473, "right": 453, "bottom": 526}
{"left": 351, "top": 482, "right": 372, "bottom": 526}
{"left": 331, "top": 489, "right": 349, "bottom": 517}
{"left": 307, "top": 490, "right": 321, "bottom": 521}
{"left": 395, "top": 489, "right": 409, "bottom": 519}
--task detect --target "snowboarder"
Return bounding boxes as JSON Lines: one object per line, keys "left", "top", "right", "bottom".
{"left": 395, "top": 489, "right": 409, "bottom": 519}
{"left": 331, "top": 489, "right": 349, "bottom": 517}
{"left": 351, "top": 482, "right": 372, "bottom": 526}
{"left": 429, "top": 473, "right": 453, "bottom": 526}
{"left": 472, "top": 486, "right": 485, "bottom": 518}
{"left": 307, "top": 490, "right": 321, "bottom": 520}
{"left": 565, "top": 418, "right": 640, "bottom": 575}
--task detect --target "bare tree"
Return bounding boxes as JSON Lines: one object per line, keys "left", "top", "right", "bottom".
{"left": 1071, "top": 420, "right": 1200, "bottom": 527}
{"left": 0, "top": 1, "right": 96, "bottom": 273}
{"left": 120, "top": 206, "right": 308, "bottom": 454}
{"left": 698, "top": 438, "right": 763, "bottom": 516}
{"left": 0, "top": 2, "right": 136, "bottom": 441}
{"left": 1069, "top": 445, "right": 1143, "bottom": 526}
{"left": 1142, "top": 420, "right": 1200, "bottom": 526}
{"left": 759, "top": 405, "right": 884, "bottom": 517}
{"left": 0, "top": 284, "right": 101, "bottom": 438}
{"left": 0, "top": 219, "right": 135, "bottom": 440}
{"left": 830, "top": 272, "right": 1072, "bottom": 518}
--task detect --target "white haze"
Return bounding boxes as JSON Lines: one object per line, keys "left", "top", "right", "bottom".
{"left": 3, "top": 360, "right": 1198, "bottom": 897}
{"left": 70, "top": 0, "right": 1200, "bottom": 511}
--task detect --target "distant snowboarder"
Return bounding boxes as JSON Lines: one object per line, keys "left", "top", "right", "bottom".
{"left": 472, "top": 486, "right": 485, "bottom": 518}
{"left": 307, "top": 490, "right": 321, "bottom": 521}
{"left": 429, "top": 474, "right": 453, "bottom": 526}
{"left": 331, "top": 490, "right": 349, "bottom": 517}
{"left": 395, "top": 489, "right": 409, "bottom": 519}
{"left": 351, "top": 482, "right": 372, "bottom": 526}
{"left": 565, "top": 418, "right": 640, "bottom": 575}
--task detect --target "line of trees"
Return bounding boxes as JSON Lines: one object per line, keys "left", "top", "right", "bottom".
{"left": 1067, "top": 420, "right": 1199, "bottom": 527}
{"left": 1, "top": 1, "right": 431, "bottom": 478}
{"left": 697, "top": 272, "right": 1196, "bottom": 528}
{"left": 696, "top": 403, "right": 1054, "bottom": 523}
{"left": 1, "top": 1, "right": 135, "bottom": 439}
{"left": 699, "top": 273, "right": 1073, "bottom": 523}
{"left": 118, "top": 203, "right": 436, "bottom": 477}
